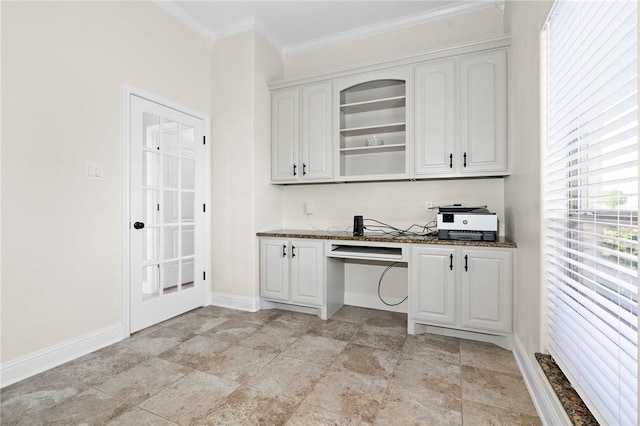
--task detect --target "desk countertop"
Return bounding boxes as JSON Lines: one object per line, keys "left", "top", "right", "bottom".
{"left": 256, "top": 229, "right": 517, "bottom": 249}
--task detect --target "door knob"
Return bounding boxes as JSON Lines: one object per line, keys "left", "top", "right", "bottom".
{"left": 133, "top": 221, "right": 145, "bottom": 230}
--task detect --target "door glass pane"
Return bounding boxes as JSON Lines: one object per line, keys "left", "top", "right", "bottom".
{"left": 142, "top": 265, "right": 159, "bottom": 301}
{"left": 142, "top": 190, "right": 159, "bottom": 225}
{"left": 163, "top": 191, "right": 179, "bottom": 223}
{"left": 143, "top": 152, "right": 159, "bottom": 187}
{"left": 142, "top": 228, "right": 158, "bottom": 262}
{"left": 162, "top": 119, "right": 179, "bottom": 154}
{"left": 182, "top": 225, "right": 194, "bottom": 257}
{"left": 182, "top": 158, "right": 195, "bottom": 190}
{"left": 181, "top": 125, "right": 195, "bottom": 156}
{"left": 182, "top": 259, "right": 194, "bottom": 290}
{"left": 181, "top": 192, "right": 195, "bottom": 222}
{"left": 162, "top": 261, "right": 179, "bottom": 294}
{"left": 163, "top": 155, "right": 179, "bottom": 188}
{"left": 143, "top": 112, "right": 160, "bottom": 149}
{"left": 163, "top": 226, "right": 179, "bottom": 260}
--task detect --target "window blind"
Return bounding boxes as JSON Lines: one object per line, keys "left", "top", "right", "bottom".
{"left": 543, "top": 1, "right": 638, "bottom": 425}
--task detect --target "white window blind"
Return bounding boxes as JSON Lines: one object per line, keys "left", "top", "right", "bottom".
{"left": 543, "top": 0, "right": 638, "bottom": 425}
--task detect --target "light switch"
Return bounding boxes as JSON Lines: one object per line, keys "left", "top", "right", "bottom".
{"left": 85, "top": 163, "right": 104, "bottom": 181}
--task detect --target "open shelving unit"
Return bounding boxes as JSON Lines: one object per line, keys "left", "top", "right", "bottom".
{"left": 339, "top": 79, "right": 407, "bottom": 178}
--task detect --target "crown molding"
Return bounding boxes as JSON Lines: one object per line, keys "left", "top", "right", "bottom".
{"left": 207, "top": 15, "right": 285, "bottom": 54}
{"left": 214, "top": 15, "right": 255, "bottom": 40}
{"left": 282, "top": 1, "right": 497, "bottom": 57}
{"left": 154, "top": 0, "right": 215, "bottom": 48}
{"left": 155, "top": 0, "right": 501, "bottom": 56}
{"left": 252, "top": 18, "right": 286, "bottom": 55}
{"left": 269, "top": 35, "right": 511, "bottom": 90}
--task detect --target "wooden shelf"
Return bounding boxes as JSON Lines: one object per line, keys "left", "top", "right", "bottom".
{"left": 340, "top": 122, "right": 406, "bottom": 137}
{"left": 340, "top": 96, "right": 406, "bottom": 114}
{"left": 339, "top": 143, "right": 406, "bottom": 155}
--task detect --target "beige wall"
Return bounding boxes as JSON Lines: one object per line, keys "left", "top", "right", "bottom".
{"left": 282, "top": 179, "right": 506, "bottom": 236}
{"left": 211, "top": 32, "right": 283, "bottom": 301}
{"left": 251, "top": 34, "right": 286, "bottom": 255}
{"left": 503, "top": 1, "right": 554, "bottom": 357}
{"left": 1, "top": 1, "right": 211, "bottom": 362}
{"left": 211, "top": 32, "right": 255, "bottom": 300}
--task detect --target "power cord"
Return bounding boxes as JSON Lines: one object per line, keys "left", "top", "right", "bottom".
{"left": 377, "top": 262, "right": 408, "bottom": 306}
{"left": 364, "top": 218, "right": 437, "bottom": 238}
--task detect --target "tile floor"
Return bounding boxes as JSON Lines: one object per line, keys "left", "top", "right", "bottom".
{"left": 1, "top": 306, "right": 541, "bottom": 425}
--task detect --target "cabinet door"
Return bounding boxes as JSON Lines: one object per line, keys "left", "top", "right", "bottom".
{"left": 260, "top": 239, "right": 290, "bottom": 302}
{"left": 271, "top": 89, "right": 299, "bottom": 182}
{"left": 460, "top": 249, "right": 512, "bottom": 333}
{"left": 414, "top": 59, "right": 457, "bottom": 175}
{"left": 460, "top": 49, "right": 507, "bottom": 174}
{"left": 301, "top": 82, "right": 333, "bottom": 181}
{"left": 410, "top": 247, "right": 456, "bottom": 326}
{"left": 290, "top": 240, "right": 325, "bottom": 306}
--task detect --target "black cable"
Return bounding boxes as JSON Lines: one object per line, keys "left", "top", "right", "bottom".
{"left": 377, "top": 262, "right": 408, "bottom": 306}
{"left": 363, "top": 218, "right": 437, "bottom": 238}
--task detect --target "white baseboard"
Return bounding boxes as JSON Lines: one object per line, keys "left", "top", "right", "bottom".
{"left": 512, "top": 335, "right": 571, "bottom": 426}
{"left": 409, "top": 322, "right": 513, "bottom": 350}
{"left": 0, "top": 323, "right": 127, "bottom": 389}
{"left": 344, "top": 292, "right": 408, "bottom": 314}
{"left": 210, "top": 291, "right": 260, "bottom": 312}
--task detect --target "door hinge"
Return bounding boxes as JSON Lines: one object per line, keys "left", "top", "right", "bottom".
{"left": 203, "top": 136, "right": 206, "bottom": 145}
{"left": 203, "top": 271, "right": 206, "bottom": 280}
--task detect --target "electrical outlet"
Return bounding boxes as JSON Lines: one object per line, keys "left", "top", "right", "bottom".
{"left": 305, "top": 201, "right": 315, "bottom": 215}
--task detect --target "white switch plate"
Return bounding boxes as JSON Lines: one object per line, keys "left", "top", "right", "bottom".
{"left": 84, "top": 163, "right": 104, "bottom": 181}
{"left": 305, "top": 201, "right": 315, "bottom": 215}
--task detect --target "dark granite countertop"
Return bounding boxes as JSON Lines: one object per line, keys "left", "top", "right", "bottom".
{"left": 536, "top": 353, "right": 598, "bottom": 425}
{"left": 256, "top": 229, "right": 517, "bottom": 248}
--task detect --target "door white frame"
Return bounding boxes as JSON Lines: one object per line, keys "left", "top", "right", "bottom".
{"left": 121, "top": 85, "right": 211, "bottom": 335}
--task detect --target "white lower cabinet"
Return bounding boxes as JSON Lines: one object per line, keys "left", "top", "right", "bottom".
{"left": 410, "top": 246, "right": 512, "bottom": 335}
{"left": 260, "top": 238, "right": 325, "bottom": 309}
{"left": 460, "top": 249, "right": 512, "bottom": 333}
{"left": 410, "top": 247, "right": 457, "bottom": 326}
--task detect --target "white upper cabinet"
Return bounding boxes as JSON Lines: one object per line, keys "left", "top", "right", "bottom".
{"left": 334, "top": 67, "right": 411, "bottom": 181}
{"left": 459, "top": 49, "right": 508, "bottom": 175}
{"left": 413, "top": 48, "right": 508, "bottom": 177}
{"left": 301, "top": 83, "right": 333, "bottom": 180}
{"left": 271, "top": 88, "right": 299, "bottom": 182}
{"left": 271, "top": 82, "right": 332, "bottom": 183}
{"left": 413, "top": 59, "right": 457, "bottom": 175}
{"left": 269, "top": 37, "right": 510, "bottom": 184}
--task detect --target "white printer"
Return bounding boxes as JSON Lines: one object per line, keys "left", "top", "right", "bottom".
{"left": 436, "top": 205, "right": 498, "bottom": 242}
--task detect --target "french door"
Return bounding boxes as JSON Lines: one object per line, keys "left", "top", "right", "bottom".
{"left": 129, "top": 95, "right": 207, "bottom": 332}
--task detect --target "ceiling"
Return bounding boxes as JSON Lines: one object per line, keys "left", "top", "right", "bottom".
{"left": 156, "top": 1, "right": 502, "bottom": 56}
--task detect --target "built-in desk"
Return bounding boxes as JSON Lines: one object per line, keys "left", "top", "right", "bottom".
{"left": 257, "top": 229, "right": 517, "bottom": 349}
